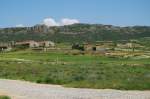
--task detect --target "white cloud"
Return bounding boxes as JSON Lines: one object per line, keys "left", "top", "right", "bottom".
{"left": 43, "top": 17, "right": 59, "bottom": 27}
{"left": 16, "top": 24, "right": 24, "bottom": 27}
{"left": 43, "top": 17, "right": 79, "bottom": 27}
{"left": 61, "top": 18, "right": 79, "bottom": 26}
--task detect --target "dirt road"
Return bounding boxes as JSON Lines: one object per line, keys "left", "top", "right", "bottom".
{"left": 0, "top": 79, "right": 150, "bottom": 99}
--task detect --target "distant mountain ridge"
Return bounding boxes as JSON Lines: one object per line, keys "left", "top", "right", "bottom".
{"left": 0, "top": 23, "right": 150, "bottom": 43}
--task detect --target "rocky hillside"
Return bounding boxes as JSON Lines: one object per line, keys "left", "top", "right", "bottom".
{"left": 0, "top": 24, "right": 150, "bottom": 43}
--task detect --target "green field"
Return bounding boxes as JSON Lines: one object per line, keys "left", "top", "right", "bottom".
{"left": 0, "top": 50, "right": 150, "bottom": 90}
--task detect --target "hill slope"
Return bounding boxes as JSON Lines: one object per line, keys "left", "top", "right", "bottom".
{"left": 0, "top": 24, "right": 150, "bottom": 43}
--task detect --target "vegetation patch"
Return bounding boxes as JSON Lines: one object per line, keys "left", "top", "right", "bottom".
{"left": 0, "top": 51, "right": 150, "bottom": 90}
{"left": 0, "top": 96, "right": 11, "bottom": 99}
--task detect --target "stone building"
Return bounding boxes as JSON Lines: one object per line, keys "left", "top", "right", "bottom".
{"left": 83, "top": 42, "right": 113, "bottom": 52}
{"left": 15, "top": 40, "right": 39, "bottom": 48}
{"left": 38, "top": 41, "right": 55, "bottom": 48}
{"left": 0, "top": 42, "right": 12, "bottom": 51}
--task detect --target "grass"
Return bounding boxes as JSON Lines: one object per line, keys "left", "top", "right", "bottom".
{"left": 0, "top": 50, "right": 150, "bottom": 90}
{"left": 0, "top": 96, "right": 10, "bottom": 99}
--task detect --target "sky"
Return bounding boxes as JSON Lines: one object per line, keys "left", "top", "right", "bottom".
{"left": 0, "top": 0, "right": 150, "bottom": 27}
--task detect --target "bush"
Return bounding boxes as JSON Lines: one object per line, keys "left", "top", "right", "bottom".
{"left": 0, "top": 96, "right": 11, "bottom": 99}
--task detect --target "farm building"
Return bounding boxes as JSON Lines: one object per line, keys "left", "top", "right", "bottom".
{"left": 0, "top": 42, "right": 12, "bottom": 52}
{"left": 38, "top": 41, "right": 55, "bottom": 48}
{"left": 83, "top": 42, "right": 113, "bottom": 52}
{"left": 15, "top": 40, "right": 39, "bottom": 48}
{"left": 15, "top": 40, "right": 55, "bottom": 49}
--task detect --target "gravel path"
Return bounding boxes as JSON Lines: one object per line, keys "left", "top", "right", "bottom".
{"left": 0, "top": 79, "right": 150, "bottom": 99}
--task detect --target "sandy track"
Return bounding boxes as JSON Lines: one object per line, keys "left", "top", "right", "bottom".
{"left": 0, "top": 79, "right": 150, "bottom": 99}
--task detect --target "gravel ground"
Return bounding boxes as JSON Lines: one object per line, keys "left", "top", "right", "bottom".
{"left": 0, "top": 79, "right": 150, "bottom": 99}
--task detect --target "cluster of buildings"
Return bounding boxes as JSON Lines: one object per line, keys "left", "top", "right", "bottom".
{"left": 73, "top": 41, "right": 143, "bottom": 52}
{"left": 0, "top": 40, "right": 143, "bottom": 52}
{"left": 0, "top": 40, "right": 55, "bottom": 52}
{"left": 83, "top": 41, "right": 114, "bottom": 52}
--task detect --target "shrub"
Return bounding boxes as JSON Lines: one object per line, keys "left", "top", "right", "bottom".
{"left": 0, "top": 96, "right": 11, "bottom": 99}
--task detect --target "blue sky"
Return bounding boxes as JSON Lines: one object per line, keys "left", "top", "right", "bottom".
{"left": 0, "top": 0, "right": 150, "bottom": 27}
